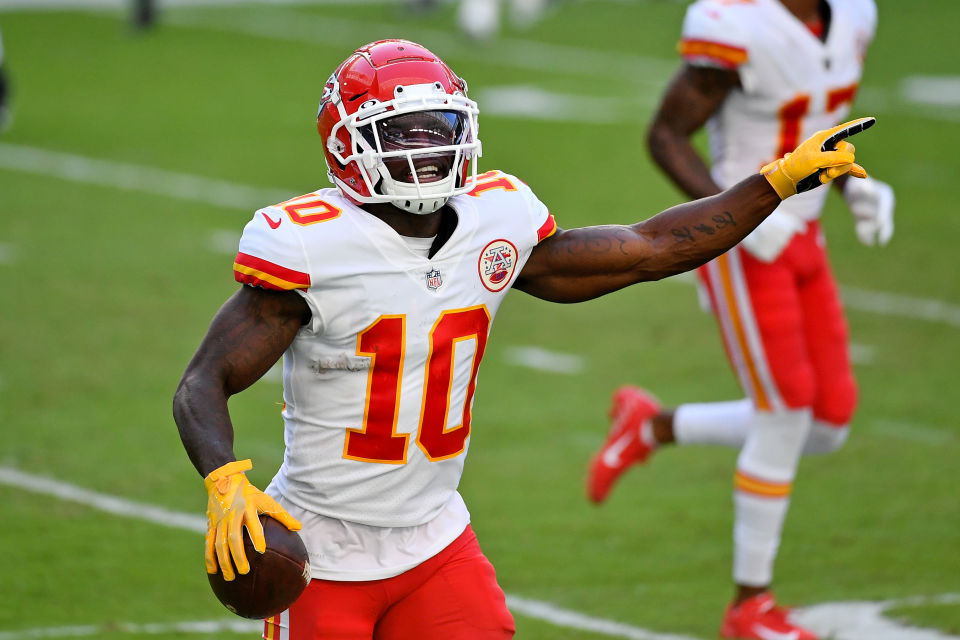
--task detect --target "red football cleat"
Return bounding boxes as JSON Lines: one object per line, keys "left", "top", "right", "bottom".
{"left": 586, "top": 386, "right": 660, "bottom": 504}
{"left": 720, "top": 592, "right": 818, "bottom": 640}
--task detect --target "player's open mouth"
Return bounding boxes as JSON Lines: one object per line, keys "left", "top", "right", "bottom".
{"left": 386, "top": 154, "right": 454, "bottom": 184}
{"left": 408, "top": 163, "right": 444, "bottom": 183}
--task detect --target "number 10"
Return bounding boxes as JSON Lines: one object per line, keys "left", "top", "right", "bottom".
{"left": 344, "top": 306, "right": 491, "bottom": 464}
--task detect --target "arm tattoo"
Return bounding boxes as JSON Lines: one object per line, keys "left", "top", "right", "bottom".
{"left": 672, "top": 211, "right": 738, "bottom": 243}
{"left": 560, "top": 227, "right": 634, "bottom": 257}
{"left": 672, "top": 226, "right": 696, "bottom": 243}
{"left": 713, "top": 211, "right": 736, "bottom": 228}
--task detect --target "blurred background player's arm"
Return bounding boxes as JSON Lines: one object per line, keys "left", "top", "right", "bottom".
{"left": 646, "top": 64, "right": 739, "bottom": 200}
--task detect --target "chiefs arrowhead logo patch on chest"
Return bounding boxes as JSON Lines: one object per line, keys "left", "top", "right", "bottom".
{"left": 478, "top": 239, "right": 518, "bottom": 292}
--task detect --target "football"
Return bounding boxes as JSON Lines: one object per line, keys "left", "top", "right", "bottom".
{"left": 207, "top": 515, "right": 311, "bottom": 619}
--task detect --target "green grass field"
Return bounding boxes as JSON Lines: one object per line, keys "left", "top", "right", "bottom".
{"left": 1, "top": 1, "right": 958, "bottom": 638}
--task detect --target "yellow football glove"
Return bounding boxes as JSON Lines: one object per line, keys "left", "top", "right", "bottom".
{"left": 204, "top": 459, "right": 302, "bottom": 582}
{"left": 761, "top": 117, "right": 875, "bottom": 199}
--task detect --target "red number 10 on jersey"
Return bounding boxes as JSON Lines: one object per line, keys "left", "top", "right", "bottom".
{"left": 344, "top": 306, "right": 491, "bottom": 464}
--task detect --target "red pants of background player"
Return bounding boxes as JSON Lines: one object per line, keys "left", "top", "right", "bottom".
{"left": 697, "top": 221, "right": 856, "bottom": 426}
{"left": 263, "top": 525, "right": 515, "bottom": 640}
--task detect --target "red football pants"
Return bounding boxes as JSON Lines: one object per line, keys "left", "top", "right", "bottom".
{"left": 263, "top": 525, "right": 515, "bottom": 640}
{"left": 697, "top": 222, "right": 857, "bottom": 426}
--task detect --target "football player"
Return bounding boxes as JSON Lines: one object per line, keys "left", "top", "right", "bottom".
{"left": 0, "top": 28, "right": 9, "bottom": 133}
{"left": 131, "top": 0, "right": 156, "bottom": 30}
{"left": 174, "top": 39, "right": 874, "bottom": 639}
{"left": 586, "top": 1, "right": 894, "bottom": 639}
{"left": 457, "top": 0, "right": 550, "bottom": 41}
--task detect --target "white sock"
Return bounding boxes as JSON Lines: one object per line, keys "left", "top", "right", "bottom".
{"left": 732, "top": 408, "right": 811, "bottom": 586}
{"left": 673, "top": 399, "right": 753, "bottom": 447}
{"left": 458, "top": 0, "right": 501, "bottom": 40}
{"left": 732, "top": 492, "right": 790, "bottom": 587}
{"left": 673, "top": 400, "right": 846, "bottom": 458}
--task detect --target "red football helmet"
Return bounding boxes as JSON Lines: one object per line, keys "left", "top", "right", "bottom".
{"left": 317, "top": 40, "right": 481, "bottom": 214}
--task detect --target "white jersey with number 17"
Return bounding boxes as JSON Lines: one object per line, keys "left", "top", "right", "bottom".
{"left": 680, "top": 0, "right": 876, "bottom": 224}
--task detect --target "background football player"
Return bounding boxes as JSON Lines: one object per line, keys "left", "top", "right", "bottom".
{"left": 0, "top": 26, "right": 10, "bottom": 133}
{"left": 586, "top": 1, "right": 894, "bottom": 639}
{"left": 173, "top": 39, "right": 874, "bottom": 639}
{"left": 457, "top": 0, "right": 551, "bottom": 41}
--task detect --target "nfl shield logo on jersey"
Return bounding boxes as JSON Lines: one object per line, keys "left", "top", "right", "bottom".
{"left": 425, "top": 268, "right": 443, "bottom": 290}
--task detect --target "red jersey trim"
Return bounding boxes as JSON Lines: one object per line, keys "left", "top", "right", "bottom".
{"left": 537, "top": 214, "right": 558, "bottom": 242}
{"left": 679, "top": 38, "right": 748, "bottom": 69}
{"left": 233, "top": 252, "right": 311, "bottom": 291}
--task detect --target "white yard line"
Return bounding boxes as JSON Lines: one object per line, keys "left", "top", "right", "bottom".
{"left": 0, "top": 242, "right": 17, "bottom": 265}
{"left": 848, "top": 343, "right": 876, "bottom": 365}
{"left": 0, "top": 620, "right": 261, "bottom": 639}
{"left": 160, "top": 7, "right": 675, "bottom": 84}
{"left": 208, "top": 229, "right": 243, "bottom": 255}
{"left": 479, "top": 85, "right": 655, "bottom": 123}
{"left": 1, "top": 2, "right": 957, "bottom": 124}
{"left": 902, "top": 76, "right": 960, "bottom": 109}
{"left": 1, "top": 465, "right": 958, "bottom": 640}
{"left": 0, "top": 0, "right": 403, "bottom": 9}
{"left": 2, "top": 142, "right": 960, "bottom": 332}
{"left": 131, "top": 8, "right": 960, "bottom": 122}
{"left": 793, "top": 600, "right": 960, "bottom": 640}
{"left": 505, "top": 595, "right": 698, "bottom": 640}
{"left": 0, "top": 466, "right": 206, "bottom": 533}
{"left": 503, "top": 345, "right": 585, "bottom": 374}
{"left": 869, "top": 419, "right": 957, "bottom": 447}
{"left": 840, "top": 285, "right": 960, "bottom": 329}
{"left": 0, "top": 465, "right": 693, "bottom": 640}
{"left": 0, "top": 142, "right": 291, "bottom": 211}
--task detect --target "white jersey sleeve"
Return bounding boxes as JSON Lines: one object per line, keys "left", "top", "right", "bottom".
{"left": 519, "top": 179, "right": 557, "bottom": 245}
{"left": 846, "top": 0, "right": 877, "bottom": 43}
{"left": 473, "top": 171, "right": 557, "bottom": 246}
{"left": 680, "top": 1, "right": 753, "bottom": 84}
{"left": 233, "top": 200, "right": 312, "bottom": 293}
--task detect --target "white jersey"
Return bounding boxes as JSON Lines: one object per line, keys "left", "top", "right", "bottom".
{"left": 233, "top": 170, "right": 556, "bottom": 531}
{"left": 680, "top": 0, "right": 876, "bottom": 233}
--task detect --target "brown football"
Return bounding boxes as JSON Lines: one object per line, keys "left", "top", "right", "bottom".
{"left": 207, "top": 515, "right": 310, "bottom": 619}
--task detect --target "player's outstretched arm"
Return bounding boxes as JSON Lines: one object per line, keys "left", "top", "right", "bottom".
{"left": 515, "top": 174, "right": 779, "bottom": 302}
{"left": 516, "top": 118, "right": 875, "bottom": 303}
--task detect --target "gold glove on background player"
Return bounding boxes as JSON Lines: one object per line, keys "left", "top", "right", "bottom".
{"left": 762, "top": 117, "right": 876, "bottom": 199}
{"left": 204, "top": 459, "right": 302, "bottom": 581}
